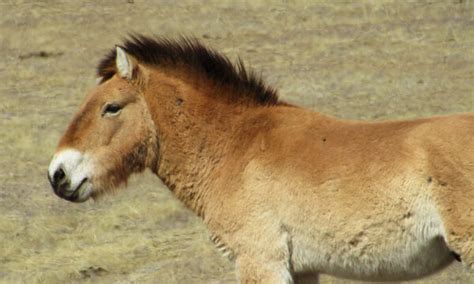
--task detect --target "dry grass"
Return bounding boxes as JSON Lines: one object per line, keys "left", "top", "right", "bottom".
{"left": 0, "top": 1, "right": 473, "bottom": 283}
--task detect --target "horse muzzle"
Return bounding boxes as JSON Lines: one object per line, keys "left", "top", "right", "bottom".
{"left": 48, "top": 149, "right": 93, "bottom": 202}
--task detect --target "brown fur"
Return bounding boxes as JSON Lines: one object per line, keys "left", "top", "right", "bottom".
{"left": 51, "top": 36, "right": 473, "bottom": 283}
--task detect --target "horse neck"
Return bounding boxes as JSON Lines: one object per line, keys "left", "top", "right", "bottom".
{"left": 143, "top": 69, "right": 249, "bottom": 215}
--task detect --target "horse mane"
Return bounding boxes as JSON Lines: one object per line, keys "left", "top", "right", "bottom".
{"left": 97, "top": 35, "right": 280, "bottom": 106}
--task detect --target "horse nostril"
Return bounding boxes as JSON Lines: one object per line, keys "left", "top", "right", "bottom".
{"left": 52, "top": 167, "right": 66, "bottom": 187}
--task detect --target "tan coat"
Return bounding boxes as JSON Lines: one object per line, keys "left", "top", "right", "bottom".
{"left": 48, "top": 36, "right": 473, "bottom": 283}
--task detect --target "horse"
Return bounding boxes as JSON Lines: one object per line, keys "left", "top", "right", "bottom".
{"left": 47, "top": 35, "right": 473, "bottom": 283}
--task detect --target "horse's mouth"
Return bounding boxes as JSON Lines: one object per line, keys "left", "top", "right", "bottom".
{"left": 64, "top": 178, "right": 91, "bottom": 202}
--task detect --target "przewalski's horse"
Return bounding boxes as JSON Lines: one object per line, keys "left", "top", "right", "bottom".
{"left": 48, "top": 36, "right": 473, "bottom": 283}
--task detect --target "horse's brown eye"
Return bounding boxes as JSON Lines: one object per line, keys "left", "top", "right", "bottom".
{"left": 102, "top": 103, "right": 122, "bottom": 116}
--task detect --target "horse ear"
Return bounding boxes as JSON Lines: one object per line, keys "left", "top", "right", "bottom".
{"left": 116, "top": 46, "right": 137, "bottom": 80}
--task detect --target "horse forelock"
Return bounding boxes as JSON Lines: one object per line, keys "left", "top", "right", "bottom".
{"left": 96, "top": 35, "right": 280, "bottom": 106}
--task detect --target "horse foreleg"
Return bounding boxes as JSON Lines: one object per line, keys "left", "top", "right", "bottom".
{"left": 236, "top": 255, "right": 293, "bottom": 284}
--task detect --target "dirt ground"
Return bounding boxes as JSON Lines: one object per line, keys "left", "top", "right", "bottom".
{"left": 1, "top": 1, "right": 473, "bottom": 283}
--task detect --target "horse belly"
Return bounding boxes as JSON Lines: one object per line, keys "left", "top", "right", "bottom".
{"left": 291, "top": 217, "right": 454, "bottom": 281}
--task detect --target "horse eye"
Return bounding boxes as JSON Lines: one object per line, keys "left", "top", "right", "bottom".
{"left": 103, "top": 103, "right": 122, "bottom": 116}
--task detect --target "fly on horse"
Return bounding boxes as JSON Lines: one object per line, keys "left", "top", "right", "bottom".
{"left": 48, "top": 35, "right": 473, "bottom": 283}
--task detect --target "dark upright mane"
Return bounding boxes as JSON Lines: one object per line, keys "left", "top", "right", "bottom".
{"left": 97, "top": 35, "right": 280, "bottom": 106}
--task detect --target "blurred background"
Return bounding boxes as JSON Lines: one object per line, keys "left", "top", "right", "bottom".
{"left": 0, "top": 1, "right": 473, "bottom": 283}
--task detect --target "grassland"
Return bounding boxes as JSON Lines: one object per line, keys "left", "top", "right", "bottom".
{"left": 0, "top": 1, "right": 473, "bottom": 283}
